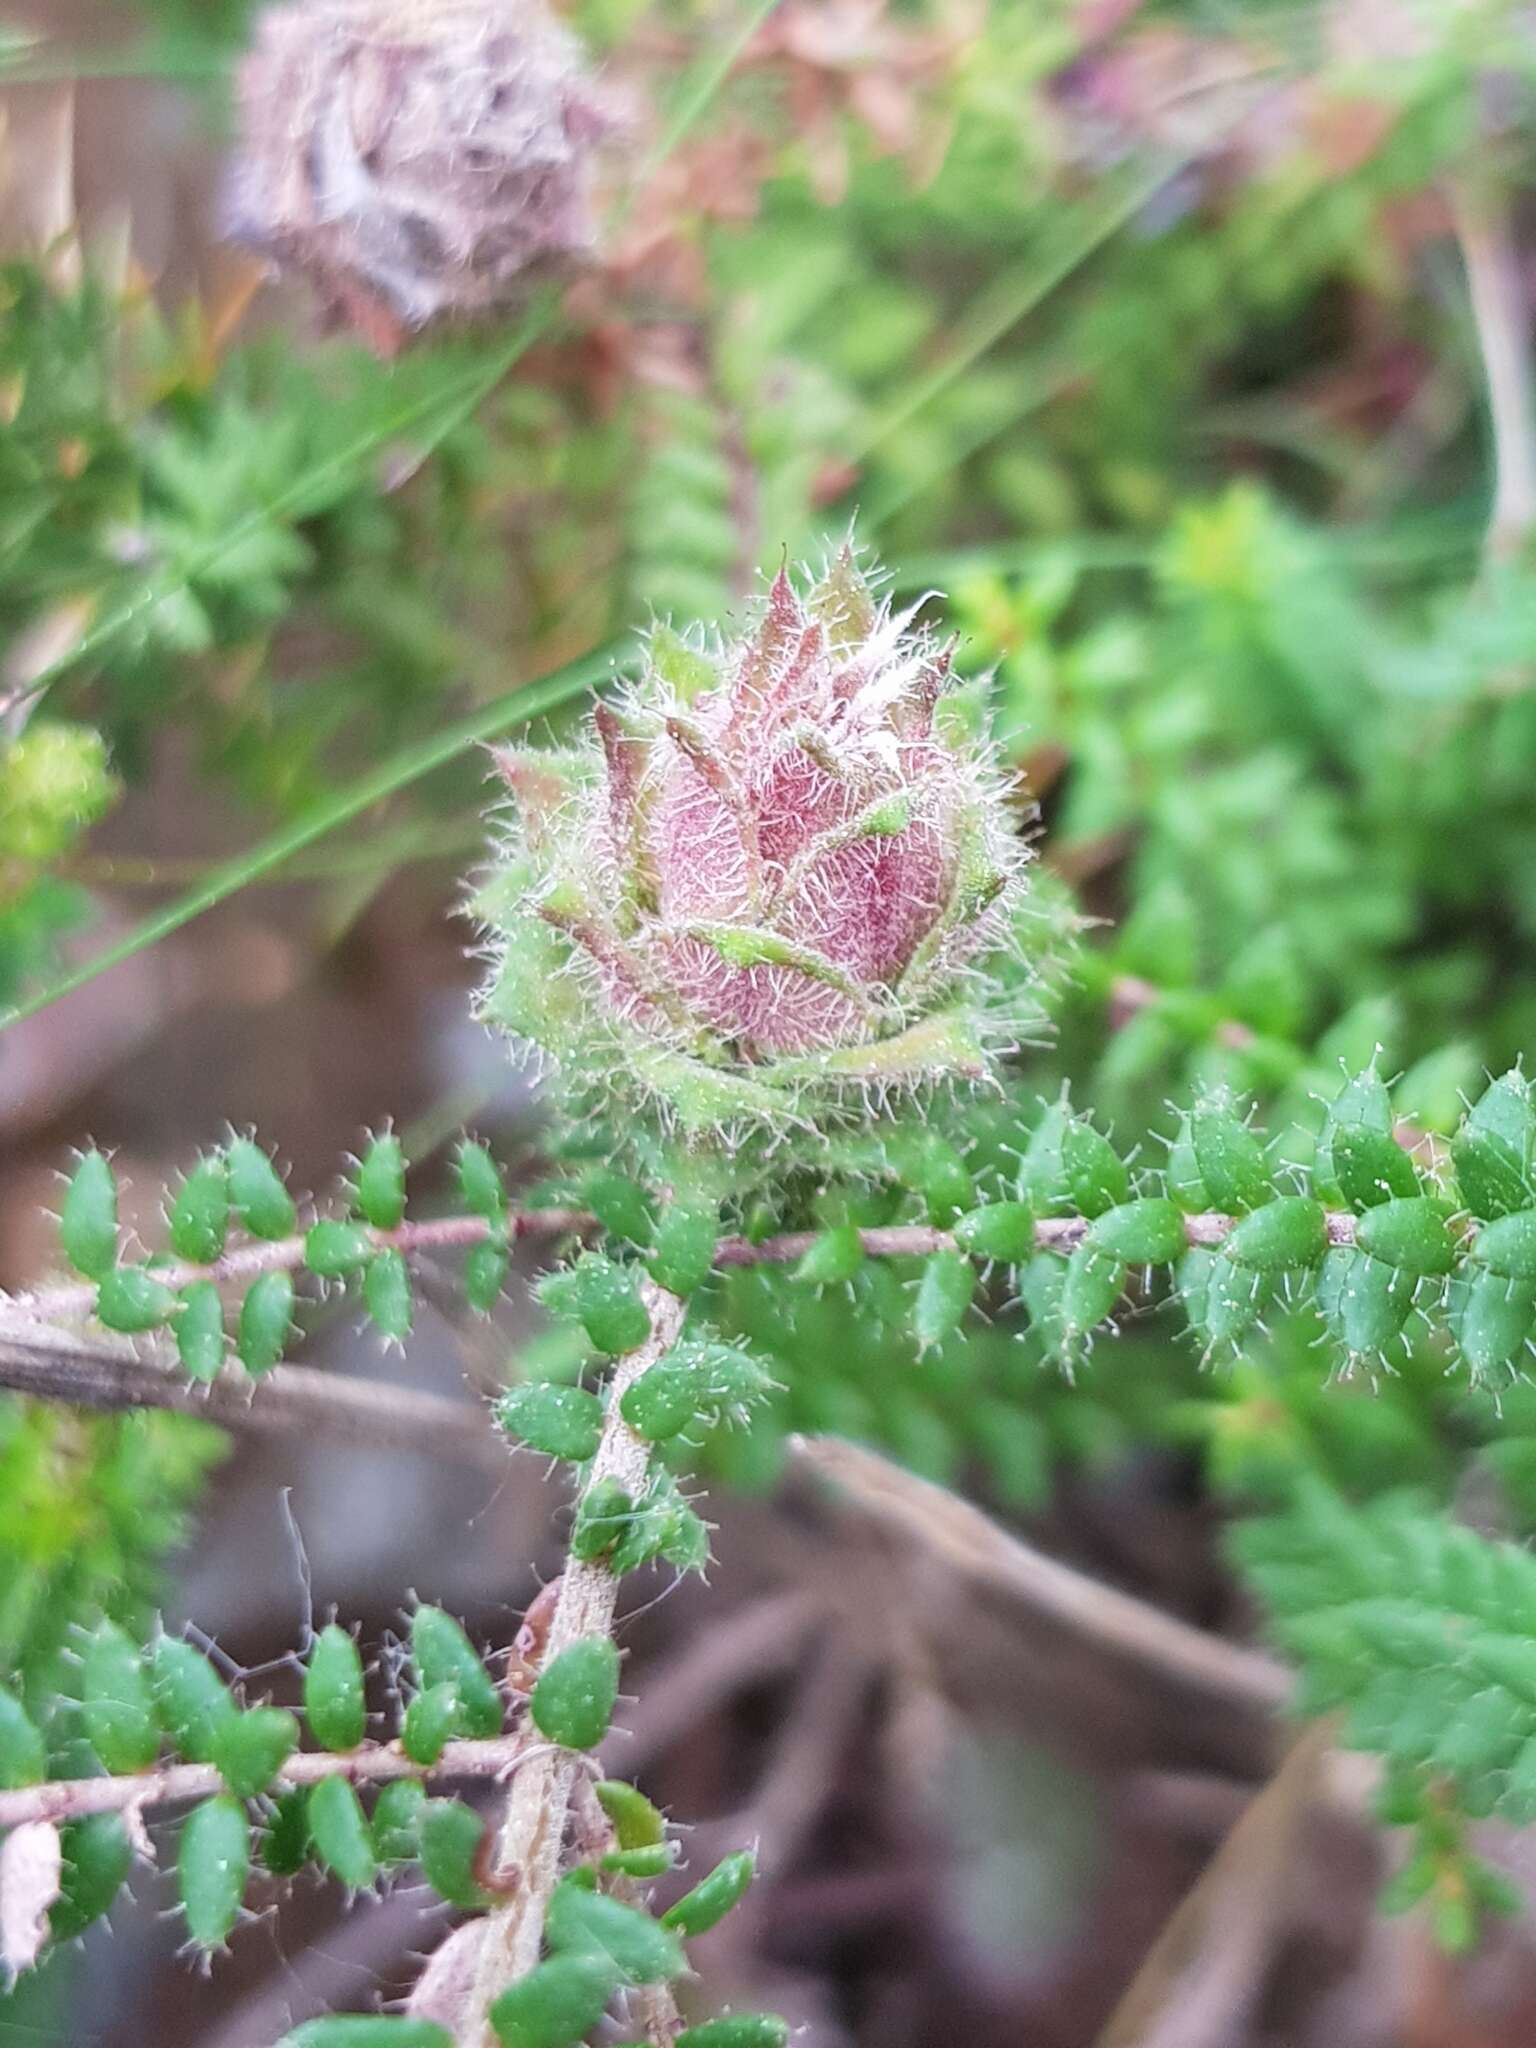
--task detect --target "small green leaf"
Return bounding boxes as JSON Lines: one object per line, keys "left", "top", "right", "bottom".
{"left": 489, "top": 1952, "right": 620, "bottom": 2048}
{"left": 175, "top": 1281, "right": 226, "bottom": 1382}
{"left": 675, "top": 2020, "right": 790, "bottom": 2048}
{"left": 306, "top": 1220, "right": 373, "bottom": 1279}
{"left": 81, "top": 1620, "right": 157, "bottom": 1773}
{"left": 0, "top": 1683, "right": 46, "bottom": 1787}
{"left": 496, "top": 1382, "right": 604, "bottom": 1462}
{"left": 912, "top": 1251, "right": 975, "bottom": 1347}
{"left": 620, "top": 1354, "right": 703, "bottom": 1440}
{"left": 1326, "top": 1127, "right": 1419, "bottom": 1212}
{"left": 277, "top": 2020, "right": 453, "bottom": 2048}
{"left": 96, "top": 1265, "right": 177, "bottom": 1333}
{"left": 226, "top": 1138, "right": 297, "bottom": 1240}
{"left": 1224, "top": 1197, "right": 1327, "bottom": 1270}
{"left": 238, "top": 1269, "right": 295, "bottom": 1376}
{"left": 1450, "top": 1270, "right": 1536, "bottom": 1376}
{"left": 1060, "top": 1246, "right": 1124, "bottom": 1343}
{"left": 661, "top": 1850, "right": 756, "bottom": 1935}
{"left": 262, "top": 1789, "right": 311, "bottom": 1876}
{"left": 169, "top": 1156, "right": 230, "bottom": 1264}
{"left": 402, "top": 1682, "right": 463, "bottom": 1766}
{"left": 372, "top": 1779, "right": 426, "bottom": 1864}
{"left": 465, "top": 1240, "right": 510, "bottom": 1312}
{"left": 1454, "top": 1070, "right": 1536, "bottom": 1221}
{"left": 457, "top": 1141, "right": 507, "bottom": 1219}
{"left": 1018, "top": 1106, "right": 1128, "bottom": 1219}
{"left": 308, "top": 1774, "right": 377, "bottom": 1890}
{"left": 363, "top": 1249, "right": 413, "bottom": 1340}
{"left": 951, "top": 1201, "right": 1035, "bottom": 1262}
{"left": 60, "top": 1149, "right": 117, "bottom": 1278}
{"left": 594, "top": 1779, "right": 666, "bottom": 1850}
{"left": 792, "top": 1224, "right": 864, "bottom": 1285}
{"left": 411, "top": 1607, "right": 503, "bottom": 1739}
{"left": 540, "top": 1254, "right": 652, "bottom": 1355}
{"left": 889, "top": 1132, "right": 975, "bottom": 1225}
{"left": 1471, "top": 1209, "right": 1536, "bottom": 1281}
{"left": 1169, "top": 1097, "right": 1270, "bottom": 1214}
{"left": 419, "top": 1798, "right": 494, "bottom": 1910}
{"left": 603, "top": 1843, "right": 675, "bottom": 1877}
{"left": 151, "top": 1637, "right": 237, "bottom": 1764}
{"left": 213, "top": 1706, "right": 298, "bottom": 1800}
{"left": 583, "top": 1172, "right": 655, "bottom": 1248}
{"left": 531, "top": 1638, "right": 620, "bottom": 1751}
{"left": 571, "top": 1478, "right": 634, "bottom": 1562}
{"left": 647, "top": 1200, "right": 719, "bottom": 1296}
{"left": 178, "top": 1794, "right": 250, "bottom": 1948}
{"left": 305, "top": 1625, "right": 367, "bottom": 1753}
{"left": 1087, "top": 1198, "right": 1186, "bottom": 1265}
{"left": 1354, "top": 1199, "right": 1457, "bottom": 1277}
{"left": 356, "top": 1132, "right": 407, "bottom": 1231}
{"left": 1317, "top": 1248, "right": 1415, "bottom": 1357}
{"left": 50, "top": 1813, "right": 132, "bottom": 1941}
{"left": 545, "top": 1879, "right": 685, "bottom": 1983}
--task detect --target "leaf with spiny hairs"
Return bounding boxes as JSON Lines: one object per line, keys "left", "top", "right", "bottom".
{"left": 178, "top": 1795, "right": 249, "bottom": 1949}
{"left": 238, "top": 1270, "right": 294, "bottom": 1376}
{"left": 225, "top": 1137, "right": 296, "bottom": 1241}
{"left": 355, "top": 1132, "right": 406, "bottom": 1231}
{"left": 532, "top": 1638, "right": 619, "bottom": 1750}
{"left": 410, "top": 1607, "right": 503, "bottom": 1739}
{"left": 169, "top": 1155, "right": 230, "bottom": 1264}
{"left": 60, "top": 1149, "right": 117, "bottom": 1278}
{"left": 305, "top": 1625, "right": 366, "bottom": 1753}
{"left": 1454, "top": 1071, "right": 1536, "bottom": 1221}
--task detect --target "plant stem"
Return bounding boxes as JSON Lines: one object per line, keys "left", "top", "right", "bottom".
{"left": 0, "top": 1207, "right": 1367, "bottom": 1453}
{"left": 1452, "top": 175, "right": 1536, "bottom": 566}
{"left": 5, "top": 1201, "right": 1361, "bottom": 1335}
{"left": 0, "top": 1305, "right": 506, "bottom": 1466}
{"left": 0, "top": 1732, "right": 531, "bottom": 1831}
{"left": 459, "top": 1281, "right": 689, "bottom": 2048}
{"left": 5, "top": 1210, "right": 591, "bottom": 1322}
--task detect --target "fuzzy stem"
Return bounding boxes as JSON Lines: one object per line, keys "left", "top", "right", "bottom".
{"left": 0, "top": 1732, "right": 532, "bottom": 1831}
{"left": 6, "top": 1208, "right": 591, "bottom": 1322}
{"left": 460, "top": 1280, "right": 689, "bottom": 2048}
{"left": 0, "top": 1209, "right": 1366, "bottom": 1450}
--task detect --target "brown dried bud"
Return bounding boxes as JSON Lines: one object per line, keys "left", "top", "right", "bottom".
{"left": 225, "top": 0, "right": 608, "bottom": 347}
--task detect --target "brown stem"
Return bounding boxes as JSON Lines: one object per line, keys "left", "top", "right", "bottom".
{"left": 459, "top": 1280, "right": 689, "bottom": 2048}
{"left": 0, "top": 1733, "right": 531, "bottom": 1831}
{"left": 0, "top": 1305, "right": 505, "bottom": 1468}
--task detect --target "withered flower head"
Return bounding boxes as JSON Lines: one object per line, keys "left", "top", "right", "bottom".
{"left": 225, "top": 0, "right": 608, "bottom": 346}
{"left": 478, "top": 547, "right": 1031, "bottom": 1141}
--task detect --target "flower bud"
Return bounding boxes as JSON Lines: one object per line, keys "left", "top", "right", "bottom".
{"left": 480, "top": 548, "right": 1029, "bottom": 1138}
{"left": 225, "top": 0, "right": 608, "bottom": 346}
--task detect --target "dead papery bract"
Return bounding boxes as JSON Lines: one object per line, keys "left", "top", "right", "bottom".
{"left": 225, "top": 0, "right": 610, "bottom": 348}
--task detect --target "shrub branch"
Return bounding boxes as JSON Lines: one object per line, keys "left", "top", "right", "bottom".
{"left": 461, "top": 1279, "right": 689, "bottom": 2048}
{"left": 0, "top": 1732, "right": 531, "bottom": 1831}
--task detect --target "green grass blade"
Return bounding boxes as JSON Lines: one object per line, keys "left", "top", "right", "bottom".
{"left": 632, "top": 0, "right": 783, "bottom": 190}
{"left": 844, "top": 153, "right": 1190, "bottom": 472}
{"left": 0, "top": 639, "right": 624, "bottom": 1033}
